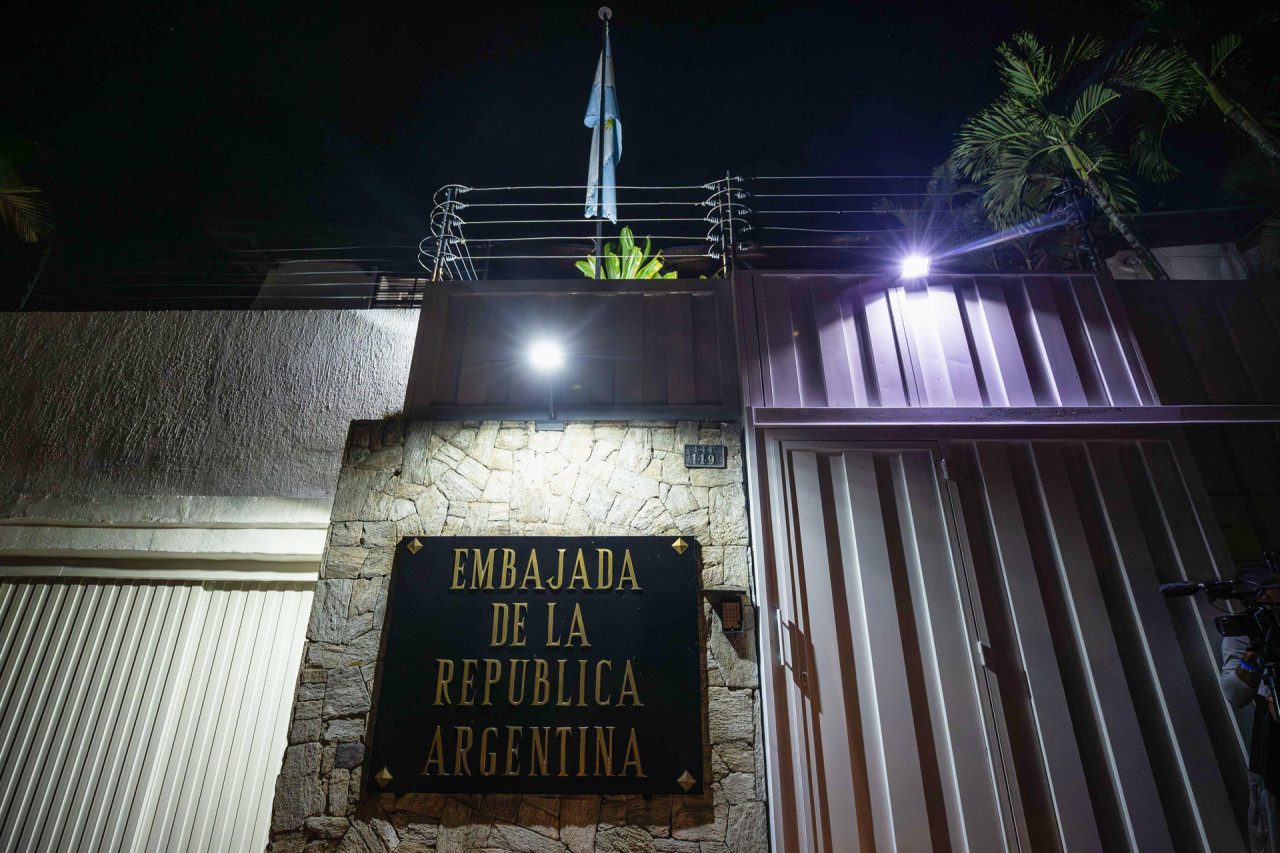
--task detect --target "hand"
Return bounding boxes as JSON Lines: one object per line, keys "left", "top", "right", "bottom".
{"left": 1237, "top": 651, "right": 1265, "bottom": 690}
{"left": 1269, "top": 696, "right": 1278, "bottom": 724}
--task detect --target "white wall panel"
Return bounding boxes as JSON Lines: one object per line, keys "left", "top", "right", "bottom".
{"left": 0, "top": 578, "right": 310, "bottom": 853}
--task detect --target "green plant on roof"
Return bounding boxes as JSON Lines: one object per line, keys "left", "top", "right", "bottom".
{"left": 576, "top": 226, "right": 678, "bottom": 279}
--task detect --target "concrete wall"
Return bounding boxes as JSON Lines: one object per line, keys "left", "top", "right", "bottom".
{"left": 0, "top": 310, "right": 417, "bottom": 503}
{"left": 268, "top": 419, "right": 766, "bottom": 853}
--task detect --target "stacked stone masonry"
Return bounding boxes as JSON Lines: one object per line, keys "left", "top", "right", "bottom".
{"left": 269, "top": 420, "right": 767, "bottom": 853}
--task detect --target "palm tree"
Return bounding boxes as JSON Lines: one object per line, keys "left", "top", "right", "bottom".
{"left": 952, "top": 32, "right": 1201, "bottom": 279}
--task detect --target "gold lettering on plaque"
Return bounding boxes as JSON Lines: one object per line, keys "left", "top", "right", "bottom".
{"left": 481, "top": 658, "right": 501, "bottom": 705}
{"left": 479, "top": 727, "right": 499, "bottom": 776}
{"left": 566, "top": 603, "right": 590, "bottom": 647}
{"left": 623, "top": 728, "right": 645, "bottom": 777}
{"left": 555, "top": 726, "right": 572, "bottom": 777}
{"left": 568, "top": 549, "right": 592, "bottom": 589}
{"left": 597, "top": 548, "right": 614, "bottom": 588}
{"left": 451, "top": 549, "right": 468, "bottom": 589}
{"left": 577, "top": 726, "right": 589, "bottom": 777}
{"left": 532, "top": 659, "right": 551, "bottom": 705}
{"left": 471, "top": 549, "right": 495, "bottom": 589}
{"left": 555, "top": 659, "right": 571, "bottom": 707}
{"left": 422, "top": 726, "right": 447, "bottom": 775}
{"left": 459, "top": 659, "right": 477, "bottom": 705}
{"left": 454, "top": 726, "right": 474, "bottom": 776}
{"left": 490, "top": 603, "right": 510, "bottom": 647}
{"left": 511, "top": 602, "right": 528, "bottom": 646}
{"left": 507, "top": 659, "right": 529, "bottom": 705}
{"left": 549, "top": 549, "right": 565, "bottom": 590}
{"left": 618, "top": 660, "right": 642, "bottom": 706}
{"left": 545, "top": 602, "right": 561, "bottom": 647}
{"left": 595, "top": 660, "right": 613, "bottom": 706}
{"left": 433, "top": 659, "right": 454, "bottom": 705}
{"left": 529, "top": 726, "right": 550, "bottom": 776}
{"left": 577, "top": 659, "right": 589, "bottom": 707}
{"left": 595, "top": 727, "right": 615, "bottom": 776}
{"left": 500, "top": 548, "right": 517, "bottom": 589}
{"left": 521, "top": 549, "right": 544, "bottom": 589}
{"left": 503, "top": 726, "right": 522, "bottom": 776}
{"left": 618, "top": 549, "right": 641, "bottom": 590}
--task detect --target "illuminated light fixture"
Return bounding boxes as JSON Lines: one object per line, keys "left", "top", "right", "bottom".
{"left": 901, "top": 255, "right": 931, "bottom": 278}
{"left": 528, "top": 339, "right": 564, "bottom": 372}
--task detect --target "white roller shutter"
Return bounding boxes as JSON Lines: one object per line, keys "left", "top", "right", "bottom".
{"left": 0, "top": 578, "right": 311, "bottom": 853}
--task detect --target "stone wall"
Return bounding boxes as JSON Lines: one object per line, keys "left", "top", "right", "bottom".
{"left": 269, "top": 419, "right": 767, "bottom": 853}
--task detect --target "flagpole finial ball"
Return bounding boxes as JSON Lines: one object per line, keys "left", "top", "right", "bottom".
{"left": 598, "top": 7, "right": 612, "bottom": 20}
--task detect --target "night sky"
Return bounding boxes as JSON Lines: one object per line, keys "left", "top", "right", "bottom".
{"left": 4, "top": 0, "right": 1271, "bottom": 285}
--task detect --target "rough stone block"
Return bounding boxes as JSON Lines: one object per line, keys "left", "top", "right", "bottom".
{"left": 671, "top": 800, "right": 726, "bottom": 842}
{"left": 325, "top": 717, "right": 365, "bottom": 743}
{"left": 653, "top": 841, "right": 700, "bottom": 853}
{"left": 719, "top": 773, "right": 756, "bottom": 805}
{"left": 617, "top": 429, "right": 654, "bottom": 473}
{"left": 558, "top": 798, "right": 599, "bottom": 853}
{"left": 390, "top": 813, "right": 439, "bottom": 846}
{"left": 709, "top": 485, "right": 748, "bottom": 545}
{"left": 596, "top": 825, "right": 657, "bottom": 853}
{"left": 323, "top": 666, "right": 371, "bottom": 718}
{"left": 289, "top": 717, "right": 321, "bottom": 745}
{"left": 304, "top": 816, "right": 349, "bottom": 839}
{"left": 708, "top": 688, "right": 754, "bottom": 743}
{"left": 708, "top": 626, "right": 757, "bottom": 690}
{"left": 627, "top": 795, "right": 672, "bottom": 837}
{"left": 490, "top": 821, "right": 568, "bottom": 853}
{"left": 295, "top": 699, "right": 323, "bottom": 721}
{"left": 518, "top": 800, "right": 560, "bottom": 838}
{"left": 328, "top": 769, "right": 350, "bottom": 816}
{"left": 725, "top": 802, "right": 767, "bottom": 853}
{"left": 713, "top": 743, "right": 753, "bottom": 775}
{"left": 309, "top": 580, "right": 353, "bottom": 643}
{"left": 608, "top": 467, "right": 660, "bottom": 500}
{"left": 273, "top": 743, "right": 325, "bottom": 832}
{"left": 479, "top": 793, "right": 520, "bottom": 823}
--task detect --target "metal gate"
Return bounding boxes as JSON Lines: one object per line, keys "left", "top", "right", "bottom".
{"left": 0, "top": 578, "right": 311, "bottom": 853}
{"left": 756, "top": 435, "right": 1245, "bottom": 852}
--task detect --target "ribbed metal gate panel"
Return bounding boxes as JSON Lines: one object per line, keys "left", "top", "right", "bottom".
{"left": 0, "top": 578, "right": 311, "bottom": 853}
{"left": 762, "top": 437, "right": 1244, "bottom": 852}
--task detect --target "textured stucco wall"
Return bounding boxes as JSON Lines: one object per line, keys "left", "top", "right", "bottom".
{"left": 0, "top": 310, "right": 417, "bottom": 502}
{"left": 269, "top": 419, "right": 766, "bottom": 853}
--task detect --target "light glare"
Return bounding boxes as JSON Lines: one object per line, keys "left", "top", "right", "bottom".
{"left": 901, "top": 255, "right": 931, "bottom": 278}
{"left": 528, "top": 339, "right": 564, "bottom": 372}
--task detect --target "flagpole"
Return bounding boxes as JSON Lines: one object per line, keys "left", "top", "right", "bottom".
{"left": 595, "top": 7, "right": 611, "bottom": 279}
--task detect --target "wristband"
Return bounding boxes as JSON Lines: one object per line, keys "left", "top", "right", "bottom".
{"left": 1240, "top": 660, "right": 1260, "bottom": 673}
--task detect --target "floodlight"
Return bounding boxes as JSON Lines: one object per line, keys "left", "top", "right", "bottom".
{"left": 528, "top": 340, "right": 564, "bottom": 372}
{"left": 901, "top": 255, "right": 931, "bottom": 278}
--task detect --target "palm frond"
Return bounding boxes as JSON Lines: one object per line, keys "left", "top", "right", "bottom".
{"left": 953, "top": 99, "right": 1037, "bottom": 179}
{"left": 1068, "top": 84, "right": 1123, "bottom": 131}
{"left": 1208, "top": 33, "right": 1245, "bottom": 78}
{"left": 0, "top": 186, "right": 53, "bottom": 242}
{"left": 1109, "top": 44, "right": 1203, "bottom": 121}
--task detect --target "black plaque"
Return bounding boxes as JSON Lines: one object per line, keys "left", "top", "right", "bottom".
{"left": 683, "top": 444, "right": 726, "bottom": 468}
{"left": 367, "top": 536, "right": 704, "bottom": 795}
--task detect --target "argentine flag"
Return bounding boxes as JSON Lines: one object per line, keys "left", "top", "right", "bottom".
{"left": 584, "top": 32, "right": 621, "bottom": 223}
